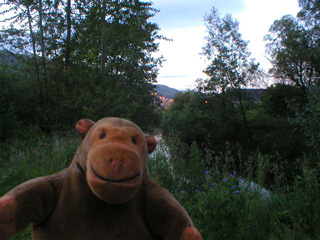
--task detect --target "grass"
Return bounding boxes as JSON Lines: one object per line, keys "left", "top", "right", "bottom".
{"left": 0, "top": 133, "right": 80, "bottom": 240}
{"left": 148, "top": 137, "right": 320, "bottom": 240}
{"left": 1, "top": 133, "right": 320, "bottom": 239}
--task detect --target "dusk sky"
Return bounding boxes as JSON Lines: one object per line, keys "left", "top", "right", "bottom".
{"left": 150, "top": 0, "right": 300, "bottom": 90}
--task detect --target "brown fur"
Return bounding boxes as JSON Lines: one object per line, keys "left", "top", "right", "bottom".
{"left": 0, "top": 117, "right": 202, "bottom": 240}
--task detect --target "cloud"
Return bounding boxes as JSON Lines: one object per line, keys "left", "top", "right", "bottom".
{"left": 235, "top": 0, "right": 300, "bottom": 70}
{"left": 159, "top": 75, "right": 188, "bottom": 79}
{"left": 154, "top": 26, "right": 207, "bottom": 90}
{"left": 151, "top": 0, "right": 245, "bottom": 29}
{"left": 153, "top": 0, "right": 300, "bottom": 90}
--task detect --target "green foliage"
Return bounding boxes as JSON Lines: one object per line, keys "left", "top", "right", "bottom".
{"left": 248, "top": 84, "right": 307, "bottom": 160}
{"left": 149, "top": 138, "right": 320, "bottom": 240}
{"left": 0, "top": 0, "right": 162, "bottom": 139}
{"left": 161, "top": 90, "right": 241, "bottom": 154}
{"left": 298, "top": 0, "right": 320, "bottom": 75}
{"left": 0, "top": 133, "right": 79, "bottom": 240}
{"left": 293, "top": 85, "right": 320, "bottom": 159}
{"left": 0, "top": 133, "right": 79, "bottom": 195}
{"left": 1, "top": 129, "right": 319, "bottom": 239}
{"left": 162, "top": 83, "right": 311, "bottom": 186}
{"left": 202, "top": 7, "right": 260, "bottom": 93}
{"left": 265, "top": 8, "right": 320, "bottom": 92}
{"left": 260, "top": 84, "right": 306, "bottom": 117}
{"left": 201, "top": 7, "right": 262, "bottom": 145}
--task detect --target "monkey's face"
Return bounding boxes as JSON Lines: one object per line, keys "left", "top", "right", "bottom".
{"left": 86, "top": 123, "right": 145, "bottom": 204}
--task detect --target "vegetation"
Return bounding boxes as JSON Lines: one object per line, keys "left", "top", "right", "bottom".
{"left": 1, "top": 132, "right": 319, "bottom": 239}
{"left": 265, "top": 0, "right": 320, "bottom": 93}
{"left": 150, "top": 138, "right": 320, "bottom": 240}
{"left": 0, "top": 133, "right": 80, "bottom": 239}
{"left": 1, "top": 0, "right": 320, "bottom": 239}
{"left": 0, "top": 0, "right": 162, "bottom": 138}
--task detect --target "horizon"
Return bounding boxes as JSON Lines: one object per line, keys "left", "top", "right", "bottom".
{"left": 150, "top": 0, "right": 300, "bottom": 90}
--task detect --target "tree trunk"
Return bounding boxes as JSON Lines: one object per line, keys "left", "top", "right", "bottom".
{"left": 38, "top": 0, "right": 48, "bottom": 101}
{"left": 221, "top": 87, "right": 228, "bottom": 152}
{"left": 100, "top": 0, "right": 107, "bottom": 77}
{"left": 237, "top": 88, "right": 253, "bottom": 141}
{"left": 27, "top": 5, "right": 42, "bottom": 103}
{"left": 65, "top": 0, "right": 72, "bottom": 68}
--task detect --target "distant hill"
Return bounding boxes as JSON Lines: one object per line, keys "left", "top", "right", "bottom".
{"left": 227, "top": 88, "right": 266, "bottom": 102}
{"left": 155, "top": 84, "right": 180, "bottom": 99}
{"left": 242, "top": 88, "right": 266, "bottom": 102}
{"left": 0, "top": 50, "right": 19, "bottom": 66}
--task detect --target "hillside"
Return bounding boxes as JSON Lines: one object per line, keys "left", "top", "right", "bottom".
{"left": 155, "top": 84, "right": 180, "bottom": 99}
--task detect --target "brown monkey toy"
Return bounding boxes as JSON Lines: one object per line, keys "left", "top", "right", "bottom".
{"left": 0, "top": 117, "right": 202, "bottom": 240}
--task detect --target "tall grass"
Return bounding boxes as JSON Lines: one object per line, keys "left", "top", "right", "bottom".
{"left": 0, "top": 133, "right": 79, "bottom": 240}
{"left": 1, "top": 133, "right": 320, "bottom": 239}
{"left": 148, "top": 137, "right": 320, "bottom": 240}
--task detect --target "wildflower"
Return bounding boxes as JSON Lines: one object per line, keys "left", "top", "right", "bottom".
{"left": 224, "top": 178, "right": 227, "bottom": 182}
{"left": 232, "top": 186, "right": 236, "bottom": 189}
{"left": 205, "top": 171, "right": 209, "bottom": 175}
{"left": 233, "top": 172, "right": 237, "bottom": 175}
{"left": 230, "top": 174, "right": 233, "bottom": 178}
{"left": 212, "top": 183, "right": 216, "bottom": 187}
{"left": 233, "top": 190, "right": 240, "bottom": 194}
{"left": 195, "top": 189, "right": 199, "bottom": 193}
{"left": 180, "top": 190, "right": 185, "bottom": 193}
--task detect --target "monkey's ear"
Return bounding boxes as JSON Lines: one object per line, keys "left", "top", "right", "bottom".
{"left": 76, "top": 119, "right": 95, "bottom": 139}
{"left": 145, "top": 135, "right": 157, "bottom": 154}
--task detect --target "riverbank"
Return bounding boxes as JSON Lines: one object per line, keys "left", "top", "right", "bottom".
{"left": 1, "top": 133, "right": 319, "bottom": 239}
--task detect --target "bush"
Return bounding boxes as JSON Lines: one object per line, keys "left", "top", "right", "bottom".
{"left": 293, "top": 85, "right": 320, "bottom": 160}
{"left": 2, "top": 132, "right": 320, "bottom": 239}
{"left": 149, "top": 137, "right": 320, "bottom": 239}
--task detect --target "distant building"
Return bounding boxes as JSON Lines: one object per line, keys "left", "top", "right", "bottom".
{"left": 158, "top": 96, "right": 174, "bottom": 108}
{"left": 151, "top": 92, "right": 174, "bottom": 108}
{"left": 152, "top": 84, "right": 180, "bottom": 108}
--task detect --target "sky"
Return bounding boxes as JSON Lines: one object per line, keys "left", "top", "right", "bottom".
{"left": 150, "top": 0, "right": 300, "bottom": 90}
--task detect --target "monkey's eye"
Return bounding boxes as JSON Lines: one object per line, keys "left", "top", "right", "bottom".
{"left": 132, "top": 137, "right": 137, "bottom": 145}
{"left": 100, "top": 132, "right": 106, "bottom": 139}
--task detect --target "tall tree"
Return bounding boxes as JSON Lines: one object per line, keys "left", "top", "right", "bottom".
{"left": 201, "top": 7, "right": 260, "bottom": 142}
{"left": 298, "top": 0, "right": 320, "bottom": 76}
{"left": 298, "top": 0, "right": 320, "bottom": 32}
{"left": 0, "top": 0, "right": 162, "bottom": 133}
{"left": 0, "top": 0, "right": 46, "bottom": 101}
{"left": 265, "top": 15, "right": 319, "bottom": 93}
{"left": 265, "top": 1, "right": 320, "bottom": 93}
{"left": 72, "top": 0, "right": 161, "bottom": 85}
{"left": 65, "top": 0, "right": 72, "bottom": 68}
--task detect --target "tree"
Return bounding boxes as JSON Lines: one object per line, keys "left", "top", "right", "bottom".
{"left": 201, "top": 7, "right": 260, "bottom": 142}
{"left": 0, "top": 0, "right": 162, "bottom": 136}
{"left": 294, "top": 85, "right": 320, "bottom": 159}
{"left": 265, "top": 1, "right": 320, "bottom": 93}
{"left": 265, "top": 15, "right": 319, "bottom": 93}
{"left": 298, "top": 0, "right": 320, "bottom": 75}
{"left": 161, "top": 90, "right": 240, "bottom": 155}
{"left": 260, "top": 83, "right": 306, "bottom": 118}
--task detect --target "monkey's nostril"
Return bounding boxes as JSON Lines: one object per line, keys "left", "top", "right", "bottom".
{"left": 109, "top": 158, "right": 113, "bottom": 164}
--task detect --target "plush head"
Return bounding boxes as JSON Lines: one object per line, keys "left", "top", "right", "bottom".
{"left": 75, "top": 118, "right": 157, "bottom": 204}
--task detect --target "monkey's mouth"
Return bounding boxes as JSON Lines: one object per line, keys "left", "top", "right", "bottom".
{"left": 91, "top": 165, "right": 141, "bottom": 183}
